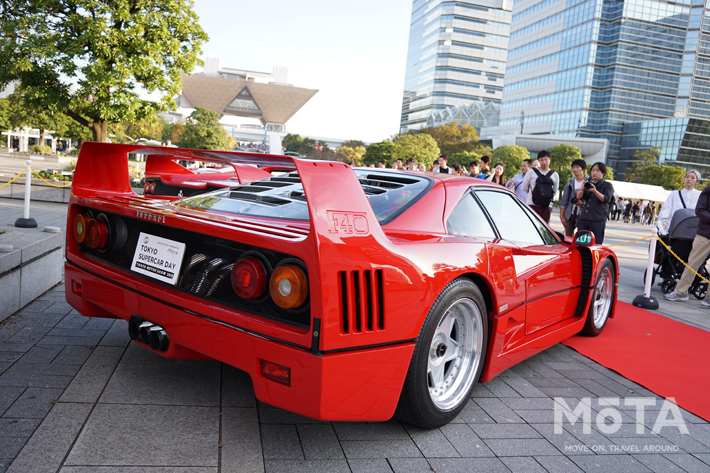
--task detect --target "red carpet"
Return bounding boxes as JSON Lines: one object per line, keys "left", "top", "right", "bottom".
{"left": 562, "top": 301, "right": 710, "bottom": 422}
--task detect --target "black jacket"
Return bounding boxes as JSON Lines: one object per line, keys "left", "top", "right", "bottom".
{"left": 579, "top": 178, "right": 615, "bottom": 222}
{"left": 696, "top": 186, "right": 710, "bottom": 239}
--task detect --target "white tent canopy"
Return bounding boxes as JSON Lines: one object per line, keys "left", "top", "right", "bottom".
{"left": 606, "top": 180, "right": 671, "bottom": 202}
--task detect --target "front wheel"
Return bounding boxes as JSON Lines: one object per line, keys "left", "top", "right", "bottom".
{"left": 580, "top": 259, "right": 615, "bottom": 337}
{"left": 396, "top": 278, "right": 488, "bottom": 428}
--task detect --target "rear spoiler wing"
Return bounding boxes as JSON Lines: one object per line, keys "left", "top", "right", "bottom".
{"left": 71, "top": 142, "right": 387, "bottom": 242}
{"left": 144, "top": 151, "right": 273, "bottom": 186}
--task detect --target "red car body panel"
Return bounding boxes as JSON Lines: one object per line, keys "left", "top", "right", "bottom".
{"left": 65, "top": 142, "right": 619, "bottom": 421}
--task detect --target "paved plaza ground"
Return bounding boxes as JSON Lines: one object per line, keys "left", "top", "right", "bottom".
{"left": 1, "top": 186, "right": 709, "bottom": 472}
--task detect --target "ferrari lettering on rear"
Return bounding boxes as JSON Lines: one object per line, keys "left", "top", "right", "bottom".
{"left": 136, "top": 210, "right": 166, "bottom": 223}
{"left": 327, "top": 211, "right": 369, "bottom": 234}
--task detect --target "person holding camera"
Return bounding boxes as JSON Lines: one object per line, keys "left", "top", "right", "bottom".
{"left": 575, "top": 162, "right": 614, "bottom": 244}
{"left": 559, "top": 159, "right": 588, "bottom": 237}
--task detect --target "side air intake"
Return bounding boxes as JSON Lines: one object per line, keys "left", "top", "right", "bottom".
{"left": 339, "top": 269, "right": 384, "bottom": 334}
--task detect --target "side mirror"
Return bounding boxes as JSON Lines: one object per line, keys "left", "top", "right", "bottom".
{"left": 573, "top": 230, "right": 595, "bottom": 247}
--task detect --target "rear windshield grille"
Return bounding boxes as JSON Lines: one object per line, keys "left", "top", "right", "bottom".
{"left": 176, "top": 169, "right": 433, "bottom": 225}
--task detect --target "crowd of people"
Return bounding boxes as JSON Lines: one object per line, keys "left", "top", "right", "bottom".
{"left": 608, "top": 199, "right": 658, "bottom": 225}
{"left": 377, "top": 151, "right": 615, "bottom": 244}
{"left": 358, "top": 153, "right": 706, "bottom": 251}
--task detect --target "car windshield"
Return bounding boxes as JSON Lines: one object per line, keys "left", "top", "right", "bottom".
{"left": 174, "top": 169, "right": 432, "bottom": 224}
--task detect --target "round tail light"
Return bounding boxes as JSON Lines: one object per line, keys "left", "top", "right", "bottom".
{"left": 269, "top": 265, "right": 308, "bottom": 309}
{"left": 73, "top": 214, "right": 91, "bottom": 243}
{"left": 85, "top": 218, "right": 108, "bottom": 250}
{"left": 231, "top": 257, "right": 267, "bottom": 299}
{"left": 144, "top": 181, "right": 155, "bottom": 195}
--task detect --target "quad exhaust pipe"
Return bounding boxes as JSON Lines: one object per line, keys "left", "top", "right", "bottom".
{"left": 128, "top": 316, "right": 169, "bottom": 352}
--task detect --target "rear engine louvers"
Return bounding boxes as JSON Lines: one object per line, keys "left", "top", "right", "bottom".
{"left": 339, "top": 269, "right": 384, "bottom": 334}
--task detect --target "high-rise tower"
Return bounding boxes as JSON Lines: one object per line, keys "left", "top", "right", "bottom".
{"left": 499, "top": 0, "right": 710, "bottom": 176}
{"left": 400, "top": 0, "right": 513, "bottom": 134}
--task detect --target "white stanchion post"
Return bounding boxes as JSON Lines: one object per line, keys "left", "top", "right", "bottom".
{"left": 644, "top": 228, "right": 658, "bottom": 297}
{"left": 633, "top": 227, "right": 659, "bottom": 309}
{"left": 14, "top": 159, "right": 38, "bottom": 228}
{"left": 23, "top": 161, "right": 31, "bottom": 219}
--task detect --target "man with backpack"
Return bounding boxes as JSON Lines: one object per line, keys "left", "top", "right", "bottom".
{"left": 520, "top": 150, "right": 559, "bottom": 223}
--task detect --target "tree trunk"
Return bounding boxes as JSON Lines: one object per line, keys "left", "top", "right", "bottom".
{"left": 39, "top": 128, "right": 46, "bottom": 147}
{"left": 90, "top": 120, "right": 109, "bottom": 142}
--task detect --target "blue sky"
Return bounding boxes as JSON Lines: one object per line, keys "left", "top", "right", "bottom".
{"left": 191, "top": 0, "right": 413, "bottom": 143}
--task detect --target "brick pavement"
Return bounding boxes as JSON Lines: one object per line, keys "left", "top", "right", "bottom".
{"left": 1, "top": 197, "right": 709, "bottom": 472}
{"left": 2, "top": 293, "right": 709, "bottom": 473}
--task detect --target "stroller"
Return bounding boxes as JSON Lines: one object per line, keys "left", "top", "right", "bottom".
{"left": 646, "top": 208, "right": 709, "bottom": 298}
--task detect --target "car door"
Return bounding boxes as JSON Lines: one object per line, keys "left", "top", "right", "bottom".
{"left": 472, "top": 189, "right": 582, "bottom": 335}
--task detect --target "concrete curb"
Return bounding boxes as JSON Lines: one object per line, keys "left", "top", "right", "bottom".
{"left": 0, "top": 227, "right": 64, "bottom": 321}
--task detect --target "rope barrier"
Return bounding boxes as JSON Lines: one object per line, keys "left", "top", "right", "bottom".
{"left": 604, "top": 235, "right": 654, "bottom": 247}
{"left": 0, "top": 166, "right": 29, "bottom": 189}
{"left": 0, "top": 166, "right": 73, "bottom": 189}
{"left": 603, "top": 233, "right": 710, "bottom": 285}
{"left": 29, "top": 167, "right": 72, "bottom": 188}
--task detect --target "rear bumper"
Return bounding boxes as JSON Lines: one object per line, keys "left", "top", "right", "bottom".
{"left": 65, "top": 261, "right": 414, "bottom": 421}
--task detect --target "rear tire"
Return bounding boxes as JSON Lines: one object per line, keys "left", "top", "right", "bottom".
{"left": 581, "top": 259, "right": 614, "bottom": 337}
{"left": 396, "top": 278, "right": 488, "bottom": 428}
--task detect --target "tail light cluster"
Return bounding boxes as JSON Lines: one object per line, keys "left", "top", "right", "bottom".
{"left": 144, "top": 181, "right": 156, "bottom": 195}
{"left": 73, "top": 211, "right": 128, "bottom": 252}
{"left": 230, "top": 254, "right": 308, "bottom": 310}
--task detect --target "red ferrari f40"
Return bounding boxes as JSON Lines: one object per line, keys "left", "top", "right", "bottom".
{"left": 65, "top": 143, "right": 618, "bottom": 428}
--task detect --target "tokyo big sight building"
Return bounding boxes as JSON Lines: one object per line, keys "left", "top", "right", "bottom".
{"left": 497, "top": 0, "right": 710, "bottom": 178}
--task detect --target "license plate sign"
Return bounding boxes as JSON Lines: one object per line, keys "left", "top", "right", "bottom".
{"left": 130, "top": 233, "right": 186, "bottom": 285}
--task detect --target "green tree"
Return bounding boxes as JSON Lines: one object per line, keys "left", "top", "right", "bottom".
{"left": 6, "top": 91, "right": 72, "bottom": 147}
{"left": 337, "top": 145, "right": 366, "bottom": 166}
{"left": 418, "top": 121, "right": 480, "bottom": 156}
{"left": 491, "top": 145, "right": 529, "bottom": 178}
{"left": 363, "top": 141, "right": 397, "bottom": 166}
{"left": 604, "top": 166, "right": 613, "bottom": 181}
{"left": 0, "top": 98, "right": 10, "bottom": 132}
{"left": 549, "top": 143, "right": 583, "bottom": 193}
{"left": 638, "top": 164, "right": 685, "bottom": 190}
{"left": 162, "top": 122, "right": 185, "bottom": 145}
{"left": 448, "top": 151, "right": 482, "bottom": 170}
{"left": 0, "top": 1, "right": 207, "bottom": 142}
{"left": 177, "top": 108, "right": 231, "bottom": 150}
{"left": 298, "top": 137, "right": 319, "bottom": 159}
{"left": 341, "top": 139, "right": 365, "bottom": 149}
{"left": 122, "top": 116, "right": 165, "bottom": 144}
{"left": 393, "top": 134, "right": 441, "bottom": 169}
{"left": 625, "top": 147, "right": 661, "bottom": 183}
{"left": 64, "top": 118, "right": 93, "bottom": 150}
{"left": 624, "top": 147, "right": 684, "bottom": 189}
{"left": 282, "top": 133, "right": 304, "bottom": 153}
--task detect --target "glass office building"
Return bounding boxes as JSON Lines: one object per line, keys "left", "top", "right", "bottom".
{"left": 621, "top": 117, "right": 710, "bottom": 173}
{"left": 400, "top": 0, "right": 513, "bottom": 133}
{"left": 498, "top": 0, "right": 710, "bottom": 177}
